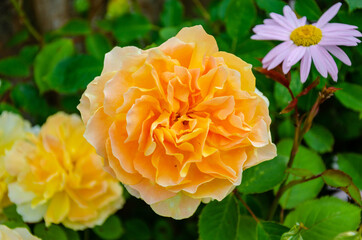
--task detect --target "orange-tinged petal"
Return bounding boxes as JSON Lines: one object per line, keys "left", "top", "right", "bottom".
{"left": 150, "top": 192, "right": 200, "bottom": 220}
{"left": 189, "top": 178, "right": 234, "bottom": 201}
{"left": 197, "top": 66, "right": 228, "bottom": 100}
{"left": 78, "top": 72, "right": 115, "bottom": 124}
{"left": 101, "top": 46, "right": 143, "bottom": 75}
{"left": 213, "top": 51, "right": 255, "bottom": 92}
{"left": 176, "top": 25, "right": 218, "bottom": 70}
{"left": 126, "top": 179, "right": 176, "bottom": 205}
{"left": 159, "top": 37, "right": 194, "bottom": 67}
{"left": 84, "top": 108, "right": 112, "bottom": 158}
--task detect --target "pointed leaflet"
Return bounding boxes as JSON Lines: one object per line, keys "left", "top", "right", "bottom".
{"left": 199, "top": 195, "right": 239, "bottom": 240}
{"left": 285, "top": 197, "right": 361, "bottom": 240}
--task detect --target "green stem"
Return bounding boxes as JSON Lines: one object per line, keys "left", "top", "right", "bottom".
{"left": 10, "top": 0, "right": 43, "bottom": 44}
{"left": 192, "top": 0, "right": 211, "bottom": 21}
{"left": 233, "top": 189, "right": 259, "bottom": 223}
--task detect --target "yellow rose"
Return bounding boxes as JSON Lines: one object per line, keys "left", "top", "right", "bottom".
{"left": 0, "top": 225, "right": 40, "bottom": 240}
{"left": 4, "top": 112, "right": 124, "bottom": 230}
{"left": 0, "top": 112, "right": 32, "bottom": 210}
{"left": 78, "top": 25, "right": 276, "bottom": 219}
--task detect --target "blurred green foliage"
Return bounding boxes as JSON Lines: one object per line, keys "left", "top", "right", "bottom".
{"left": 1, "top": 0, "right": 362, "bottom": 239}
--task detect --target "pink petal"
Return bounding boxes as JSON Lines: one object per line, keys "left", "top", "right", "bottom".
{"left": 251, "top": 31, "right": 290, "bottom": 41}
{"left": 322, "top": 23, "right": 358, "bottom": 32}
{"left": 323, "top": 30, "right": 362, "bottom": 38}
{"left": 262, "top": 41, "right": 294, "bottom": 67}
{"left": 324, "top": 46, "right": 351, "bottom": 66}
{"left": 283, "top": 6, "right": 299, "bottom": 28}
{"left": 270, "top": 13, "right": 294, "bottom": 31}
{"left": 285, "top": 46, "right": 306, "bottom": 68}
{"left": 298, "top": 16, "right": 307, "bottom": 27}
{"left": 300, "top": 48, "right": 312, "bottom": 83}
{"left": 310, "top": 45, "right": 328, "bottom": 78}
{"left": 267, "top": 44, "right": 296, "bottom": 70}
{"left": 263, "top": 19, "right": 279, "bottom": 26}
{"left": 319, "top": 36, "right": 359, "bottom": 46}
{"left": 282, "top": 46, "right": 306, "bottom": 73}
{"left": 318, "top": 46, "right": 338, "bottom": 81}
{"left": 315, "top": 2, "right": 342, "bottom": 28}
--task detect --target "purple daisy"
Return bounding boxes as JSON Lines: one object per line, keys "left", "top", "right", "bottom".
{"left": 251, "top": 2, "right": 362, "bottom": 83}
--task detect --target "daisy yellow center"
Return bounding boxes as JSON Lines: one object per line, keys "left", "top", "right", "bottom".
{"left": 290, "top": 25, "right": 322, "bottom": 46}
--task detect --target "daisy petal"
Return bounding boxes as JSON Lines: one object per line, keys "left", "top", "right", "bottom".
{"left": 262, "top": 41, "right": 294, "bottom": 66}
{"left": 283, "top": 6, "right": 299, "bottom": 28}
{"left": 310, "top": 45, "right": 328, "bottom": 78}
{"left": 270, "top": 13, "right": 294, "bottom": 31}
{"left": 322, "top": 23, "right": 358, "bottom": 32}
{"left": 324, "top": 46, "right": 351, "bottom": 66}
{"left": 298, "top": 16, "right": 307, "bottom": 27}
{"left": 318, "top": 46, "right": 338, "bottom": 81}
{"left": 315, "top": 2, "right": 342, "bottom": 28}
{"left": 319, "top": 36, "right": 359, "bottom": 46}
{"left": 285, "top": 46, "right": 306, "bottom": 68}
{"left": 300, "top": 48, "right": 312, "bottom": 83}
{"left": 267, "top": 45, "right": 296, "bottom": 70}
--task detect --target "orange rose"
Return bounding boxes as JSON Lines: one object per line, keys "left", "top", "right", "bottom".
{"left": 78, "top": 25, "right": 276, "bottom": 219}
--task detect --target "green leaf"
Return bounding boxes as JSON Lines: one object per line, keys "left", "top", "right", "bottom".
{"left": 238, "top": 215, "right": 257, "bottom": 240}
{"left": 19, "top": 45, "right": 39, "bottom": 65}
{"left": 322, "top": 169, "right": 352, "bottom": 188}
{"left": 257, "top": 221, "right": 289, "bottom": 240}
{"left": 160, "top": 0, "right": 183, "bottom": 27}
{"left": 2, "top": 221, "right": 29, "bottom": 230}
{"left": 106, "top": 0, "right": 129, "bottom": 19}
{"left": 255, "top": 0, "right": 286, "bottom": 14}
{"left": 123, "top": 219, "right": 151, "bottom": 240}
{"left": 6, "top": 29, "right": 29, "bottom": 47}
{"left": 57, "top": 19, "right": 91, "bottom": 35}
{"left": 74, "top": 0, "right": 90, "bottom": 13}
{"left": 113, "top": 13, "right": 152, "bottom": 43}
{"left": 277, "top": 139, "right": 325, "bottom": 209}
{"left": 238, "top": 155, "right": 287, "bottom": 194}
{"left": 225, "top": 0, "right": 256, "bottom": 40}
{"left": 49, "top": 55, "right": 102, "bottom": 93}
{"left": 0, "top": 103, "right": 20, "bottom": 114}
{"left": 199, "top": 195, "right": 239, "bottom": 240}
{"left": 284, "top": 197, "right": 361, "bottom": 240}
{"left": 3, "top": 205, "right": 23, "bottom": 222}
{"left": 85, "top": 34, "right": 111, "bottom": 60}
{"left": 0, "top": 56, "right": 29, "bottom": 77}
{"left": 346, "top": 184, "right": 362, "bottom": 206}
{"left": 338, "top": 153, "right": 362, "bottom": 189}
{"left": 159, "top": 27, "right": 179, "bottom": 41}
{"left": 11, "top": 83, "right": 54, "bottom": 120}
{"left": 34, "top": 223, "right": 67, "bottom": 240}
{"left": 278, "top": 118, "right": 295, "bottom": 139}
{"left": 0, "top": 79, "right": 12, "bottom": 96}
{"left": 345, "top": 0, "right": 362, "bottom": 12}
{"left": 34, "top": 38, "right": 75, "bottom": 93}
{"left": 295, "top": 0, "right": 322, "bottom": 21}
{"left": 304, "top": 124, "right": 334, "bottom": 153}
{"left": 63, "top": 227, "right": 80, "bottom": 240}
{"left": 236, "top": 39, "right": 274, "bottom": 66}
{"left": 286, "top": 168, "right": 314, "bottom": 178}
{"left": 335, "top": 82, "right": 362, "bottom": 113}
{"left": 281, "top": 223, "right": 306, "bottom": 240}
{"left": 93, "top": 215, "right": 124, "bottom": 240}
